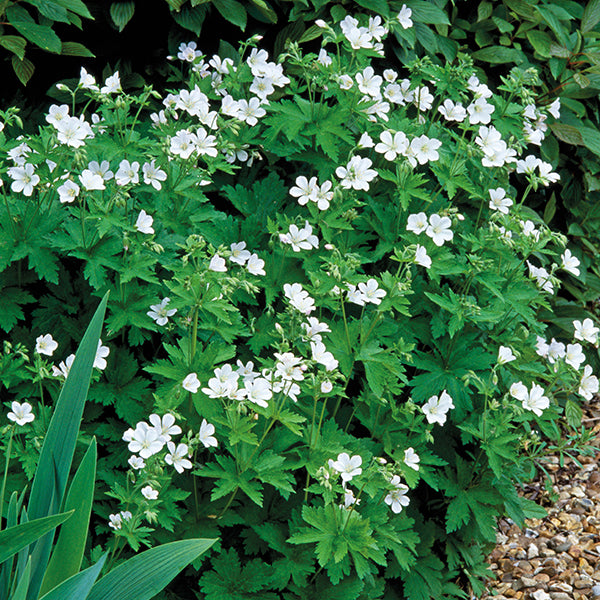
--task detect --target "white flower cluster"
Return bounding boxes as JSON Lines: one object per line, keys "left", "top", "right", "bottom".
{"left": 50, "top": 339, "right": 109, "bottom": 378}
{"left": 208, "top": 241, "right": 265, "bottom": 276}
{"left": 346, "top": 279, "right": 386, "bottom": 306}
{"left": 374, "top": 130, "right": 442, "bottom": 167}
{"left": 279, "top": 221, "right": 319, "bottom": 252}
{"left": 406, "top": 212, "right": 454, "bottom": 246}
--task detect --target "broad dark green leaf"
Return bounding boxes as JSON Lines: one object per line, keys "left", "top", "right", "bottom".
{"left": 213, "top": 0, "right": 247, "bottom": 30}
{"left": 404, "top": 0, "right": 450, "bottom": 25}
{"left": 61, "top": 41, "right": 94, "bottom": 56}
{"left": 52, "top": 0, "right": 93, "bottom": 19}
{"left": 6, "top": 6, "right": 62, "bottom": 53}
{"left": 11, "top": 55, "right": 35, "bottom": 85}
{"left": 109, "top": 1, "right": 135, "bottom": 32}
{"left": 582, "top": 0, "right": 600, "bottom": 33}
{"left": 0, "top": 35, "right": 27, "bottom": 59}
{"left": 472, "top": 45, "right": 525, "bottom": 63}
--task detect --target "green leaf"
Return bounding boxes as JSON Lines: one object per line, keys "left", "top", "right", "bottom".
{"left": 0, "top": 511, "right": 73, "bottom": 563}
{"left": 6, "top": 6, "right": 62, "bottom": 53}
{"left": 565, "top": 398, "right": 583, "bottom": 428}
{"left": 61, "top": 41, "right": 94, "bottom": 56}
{"left": 578, "top": 125, "right": 600, "bottom": 156}
{"left": 549, "top": 123, "right": 584, "bottom": 145}
{"left": 520, "top": 497, "right": 548, "bottom": 519}
{"left": 535, "top": 5, "right": 571, "bottom": 46}
{"left": 11, "top": 557, "right": 32, "bottom": 600}
{"left": 39, "top": 554, "right": 107, "bottom": 600}
{"left": 171, "top": 4, "right": 206, "bottom": 34}
{"left": 404, "top": 0, "right": 450, "bottom": 25}
{"left": 109, "top": 1, "right": 135, "bottom": 32}
{"left": 11, "top": 55, "right": 35, "bottom": 85}
{"left": 52, "top": 0, "right": 93, "bottom": 19}
{"left": 213, "top": 0, "right": 247, "bottom": 30}
{"left": 40, "top": 438, "right": 97, "bottom": 595}
{"left": 27, "top": 0, "right": 69, "bottom": 23}
{"left": 0, "top": 35, "right": 27, "bottom": 60}
{"left": 87, "top": 539, "right": 216, "bottom": 600}
{"left": 249, "top": 0, "right": 276, "bottom": 22}
{"left": 582, "top": 0, "right": 600, "bottom": 33}
{"left": 472, "top": 45, "right": 525, "bottom": 63}
{"left": 26, "top": 293, "right": 108, "bottom": 600}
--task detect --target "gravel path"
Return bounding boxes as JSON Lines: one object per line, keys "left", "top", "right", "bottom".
{"left": 480, "top": 399, "right": 600, "bottom": 600}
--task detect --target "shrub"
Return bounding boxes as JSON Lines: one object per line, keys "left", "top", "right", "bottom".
{"left": 1, "top": 5, "right": 598, "bottom": 599}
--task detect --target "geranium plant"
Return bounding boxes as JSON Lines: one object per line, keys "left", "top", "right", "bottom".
{"left": 0, "top": 4, "right": 598, "bottom": 599}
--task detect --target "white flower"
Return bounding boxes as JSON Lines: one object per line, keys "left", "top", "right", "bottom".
{"left": 195, "top": 128, "right": 218, "bottom": 156}
{"left": 358, "top": 279, "right": 386, "bottom": 304}
{"left": 94, "top": 340, "right": 110, "bottom": 370}
{"left": 36, "top": 333, "right": 58, "bottom": 356}
{"left": 489, "top": 188, "right": 513, "bottom": 214}
{"left": 147, "top": 297, "right": 177, "bottom": 326}
{"left": 409, "top": 135, "right": 441, "bottom": 165}
{"left": 561, "top": 249, "right": 580, "bottom": 277}
{"left": 182, "top": 373, "right": 201, "bottom": 393}
{"left": 310, "top": 340, "right": 338, "bottom": 371}
{"left": 548, "top": 98, "right": 561, "bottom": 119}
{"left": 57, "top": 180, "right": 80, "bottom": 204}
{"left": 385, "top": 475, "right": 410, "bottom": 513}
{"left": 108, "top": 513, "right": 123, "bottom": 530}
{"left": 407, "top": 213, "right": 429, "bottom": 235}
{"left": 358, "top": 132, "right": 374, "bottom": 148}
{"left": 375, "top": 130, "right": 409, "bottom": 161}
{"left": 356, "top": 66, "right": 382, "bottom": 97}
{"left": 498, "top": 346, "right": 516, "bottom": 365}
{"left": 141, "top": 485, "right": 159, "bottom": 500}
{"left": 579, "top": 365, "right": 599, "bottom": 400}
{"left": 509, "top": 381, "right": 528, "bottom": 401}
{"left": 546, "top": 338, "right": 566, "bottom": 364}
{"left": 396, "top": 4, "right": 413, "bottom": 28}
{"left": 467, "top": 98, "right": 495, "bottom": 125}
{"left": 338, "top": 74, "right": 354, "bottom": 90}
{"left": 128, "top": 423, "right": 164, "bottom": 458}
{"left": 79, "top": 67, "right": 98, "bottom": 90}
{"left": 52, "top": 354, "right": 75, "bottom": 378}
{"left": 413, "top": 86, "right": 434, "bottom": 111}
{"left": 573, "top": 318, "right": 599, "bottom": 345}
{"left": 8, "top": 164, "right": 40, "bottom": 196}
{"left": 321, "top": 380, "right": 333, "bottom": 394}
{"left": 230, "top": 241, "right": 251, "bottom": 265}
{"left": 149, "top": 413, "right": 181, "bottom": 441}
{"left": 115, "top": 160, "right": 139, "bottom": 186}
{"left": 425, "top": 214, "right": 453, "bottom": 246}
{"left": 170, "top": 129, "right": 197, "bottom": 159}
{"left": 237, "top": 98, "right": 266, "bottom": 126}
{"left": 335, "top": 156, "right": 377, "bottom": 191}
{"left": 289, "top": 176, "right": 319, "bottom": 205}
{"left": 403, "top": 448, "right": 420, "bottom": 471}
{"left": 135, "top": 210, "right": 154, "bottom": 235}
{"left": 422, "top": 390, "right": 454, "bottom": 425}
{"left": 142, "top": 160, "right": 167, "bottom": 190}
{"left": 209, "top": 254, "right": 227, "bottom": 272}
{"left": 279, "top": 221, "right": 319, "bottom": 252}
{"left": 165, "top": 442, "right": 193, "bottom": 473}
{"left": 330, "top": 452, "right": 362, "bottom": 482}
{"left": 521, "top": 383, "right": 550, "bottom": 417}
{"left": 177, "top": 41, "right": 201, "bottom": 62}
{"left": 128, "top": 455, "right": 145, "bottom": 470}
{"left": 244, "top": 378, "right": 273, "bottom": 408}
{"left": 79, "top": 170, "right": 105, "bottom": 191}
{"left": 438, "top": 99, "right": 467, "bottom": 122}
{"left": 247, "top": 253, "right": 266, "bottom": 276}
{"left": 313, "top": 180, "right": 333, "bottom": 211}
{"left": 101, "top": 72, "right": 121, "bottom": 94}
{"left": 283, "top": 283, "right": 315, "bottom": 314}
{"left": 7, "top": 401, "right": 35, "bottom": 426}
{"left": 46, "top": 104, "right": 69, "bottom": 126}
{"left": 199, "top": 419, "right": 218, "bottom": 448}
{"left": 301, "top": 317, "right": 331, "bottom": 342}
{"left": 414, "top": 245, "right": 431, "bottom": 269}
{"left": 565, "top": 343, "right": 585, "bottom": 370}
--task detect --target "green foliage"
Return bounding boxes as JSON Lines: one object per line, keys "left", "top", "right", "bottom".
{"left": 1, "top": 3, "right": 599, "bottom": 599}
{"left": 0, "top": 0, "right": 94, "bottom": 85}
